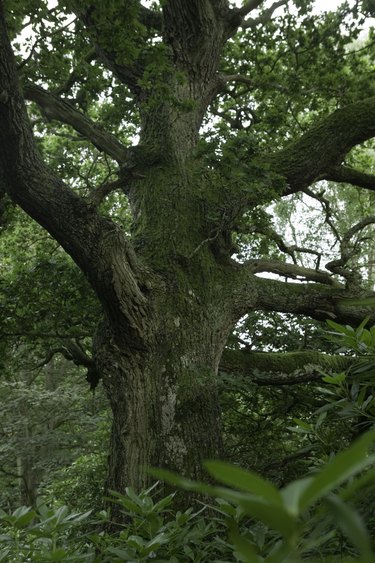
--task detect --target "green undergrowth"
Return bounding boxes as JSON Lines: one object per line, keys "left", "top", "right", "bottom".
{"left": 1, "top": 429, "right": 375, "bottom": 562}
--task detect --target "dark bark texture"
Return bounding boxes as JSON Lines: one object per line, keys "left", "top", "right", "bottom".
{"left": 1, "top": 0, "right": 375, "bottom": 513}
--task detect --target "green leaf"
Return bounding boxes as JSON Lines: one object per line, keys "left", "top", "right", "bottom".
{"left": 204, "top": 460, "right": 283, "bottom": 505}
{"left": 325, "top": 495, "right": 373, "bottom": 557}
{"left": 281, "top": 477, "right": 314, "bottom": 516}
{"left": 340, "top": 467, "right": 375, "bottom": 501}
{"left": 292, "top": 418, "right": 313, "bottom": 431}
{"left": 299, "top": 429, "right": 375, "bottom": 511}
{"left": 228, "top": 493, "right": 297, "bottom": 539}
{"left": 355, "top": 316, "right": 371, "bottom": 335}
{"left": 326, "top": 319, "right": 355, "bottom": 335}
{"left": 229, "top": 527, "right": 262, "bottom": 562}
{"left": 322, "top": 372, "right": 346, "bottom": 385}
{"left": 150, "top": 467, "right": 297, "bottom": 538}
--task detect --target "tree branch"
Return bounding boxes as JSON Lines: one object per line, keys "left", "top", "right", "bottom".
{"left": 76, "top": 5, "right": 143, "bottom": 94}
{"left": 87, "top": 177, "right": 127, "bottom": 207}
{"left": 217, "top": 73, "right": 254, "bottom": 88}
{"left": 230, "top": 267, "right": 375, "bottom": 327}
{"left": 325, "top": 216, "right": 375, "bottom": 286}
{"left": 323, "top": 166, "right": 375, "bottom": 191}
{"left": 269, "top": 97, "right": 375, "bottom": 194}
{"left": 245, "top": 259, "right": 341, "bottom": 286}
{"left": 243, "top": 0, "right": 288, "bottom": 29}
{"left": 23, "top": 84, "right": 128, "bottom": 164}
{"left": 138, "top": 4, "right": 163, "bottom": 31}
{"left": 237, "top": 0, "right": 264, "bottom": 18}
{"left": 0, "top": 5, "right": 152, "bottom": 340}
{"left": 249, "top": 222, "right": 323, "bottom": 267}
{"left": 220, "top": 348, "right": 353, "bottom": 385}
{"left": 252, "top": 275, "right": 375, "bottom": 326}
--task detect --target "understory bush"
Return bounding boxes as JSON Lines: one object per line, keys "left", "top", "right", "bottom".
{"left": 1, "top": 320, "right": 374, "bottom": 562}
{"left": 1, "top": 429, "right": 374, "bottom": 562}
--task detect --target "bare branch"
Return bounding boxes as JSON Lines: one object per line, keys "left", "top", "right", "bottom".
{"left": 24, "top": 84, "right": 129, "bottom": 164}
{"left": 326, "top": 216, "right": 375, "bottom": 285}
{"left": 249, "top": 222, "right": 323, "bottom": 267}
{"left": 303, "top": 187, "right": 341, "bottom": 243}
{"left": 344, "top": 216, "right": 375, "bottom": 242}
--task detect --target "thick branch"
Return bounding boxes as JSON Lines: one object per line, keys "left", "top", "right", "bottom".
{"left": 87, "top": 177, "right": 127, "bottom": 207}
{"left": 35, "top": 340, "right": 93, "bottom": 369}
{"left": 138, "top": 5, "right": 163, "bottom": 31}
{"left": 24, "top": 84, "right": 128, "bottom": 164}
{"left": 0, "top": 5, "right": 151, "bottom": 340}
{"left": 230, "top": 263, "right": 375, "bottom": 327}
{"left": 220, "top": 348, "right": 353, "bottom": 385}
{"left": 252, "top": 276, "right": 375, "bottom": 326}
{"left": 225, "top": 0, "right": 288, "bottom": 38}
{"left": 270, "top": 97, "right": 375, "bottom": 194}
{"left": 323, "top": 166, "right": 375, "bottom": 191}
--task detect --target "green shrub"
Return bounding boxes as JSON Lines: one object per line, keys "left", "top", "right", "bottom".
{"left": 153, "top": 429, "right": 375, "bottom": 562}
{"left": 1, "top": 429, "right": 375, "bottom": 562}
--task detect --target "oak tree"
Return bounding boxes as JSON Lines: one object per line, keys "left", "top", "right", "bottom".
{"left": 1, "top": 0, "right": 375, "bottom": 503}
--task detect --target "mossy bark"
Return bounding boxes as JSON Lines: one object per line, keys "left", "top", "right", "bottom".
{"left": 221, "top": 348, "right": 354, "bottom": 383}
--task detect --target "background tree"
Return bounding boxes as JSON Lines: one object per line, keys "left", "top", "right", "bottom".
{"left": 1, "top": 0, "right": 375, "bottom": 510}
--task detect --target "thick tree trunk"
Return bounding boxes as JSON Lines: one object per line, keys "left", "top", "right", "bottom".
{"left": 94, "top": 288, "right": 233, "bottom": 499}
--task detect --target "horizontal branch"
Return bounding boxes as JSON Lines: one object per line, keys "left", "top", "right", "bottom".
{"left": 220, "top": 348, "right": 352, "bottom": 385}
{"left": 138, "top": 4, "right": 163, "bottom": 31}
{"left": 217, "top": 73, "right": 254, "bottom": 87}
{"left": 230, "top": 265, "right": 375, "bottom": 327}
{"left": 323, "top": 165, "right": 375, "bottom": 191}
{"left": 24, "top": 84, "right": 128, "bottom": 164}
{"left": 253, "top": 276, "right": 375, "bottom": 326}
{"left": 246, "top": 259, "right": 341, "bottom": 286}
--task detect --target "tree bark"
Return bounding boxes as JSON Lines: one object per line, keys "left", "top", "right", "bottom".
{"left": 93, "top": 287, "right": 232, "bottom": 496}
